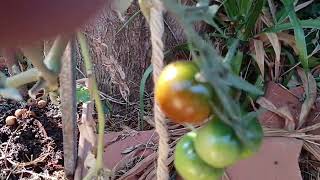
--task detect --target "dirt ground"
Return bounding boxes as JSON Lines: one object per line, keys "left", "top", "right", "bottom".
{"left": 0, "top": 98, "right": 65, "bottom": 179}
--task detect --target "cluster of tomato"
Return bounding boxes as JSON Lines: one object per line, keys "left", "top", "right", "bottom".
{"left": 155, "top": 61, "right": 263, "bottom": 180}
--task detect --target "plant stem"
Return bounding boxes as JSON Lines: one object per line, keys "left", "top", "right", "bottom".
{"left": 5, "top": 68, "right": 39, "bottom": 88}
{"left": 77, "top": 32, "right": 107, "bottom": 178}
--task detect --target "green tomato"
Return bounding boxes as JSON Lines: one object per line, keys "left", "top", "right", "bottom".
{"left": 174, "top": 132, "right": 224, "bottom": 180}
{"left": 240, "top": 118, "right": 263, "bottom": 159}
{"left": 194, "top": 117, "right": 241, "bottom": 168}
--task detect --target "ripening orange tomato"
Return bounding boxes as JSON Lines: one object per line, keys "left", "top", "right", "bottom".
{"left": 155, "top": 61, "right": 213, "bottom": 124}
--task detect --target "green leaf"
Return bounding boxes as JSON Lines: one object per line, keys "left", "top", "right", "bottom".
{"left": 238, "top": 0, "right": 252, "bottom": 16}
{"left": 281, "top": 0, "right": 309, "bottom": 70}
{"left": 265, "top": 19, "right": 320, "bottom": 33}
{"left": 102, "top": 99, "right": 112, "bottom": 116}
{"left": 139, "top": 65, "right": 153, "bottom": 130}
{"left": 276, "top": 7, "right": 289, "bottom": 24}
{"left": 282, "top": 49, "right": 296, "bottom": 87}
{"left": 309, "top": 56, "right": 320, "bottom": 68}
{"left": 223, "top": 0, "right": 239, "bottom": 21}
{"left": 183, "top": 5, "right": 226, "bottom": 38}
{"left": 231, "top": 51, "right": 243, "bottom": 75}
{"left": 241, "top": 75, "right": 264, "bottom": 109}
{"left": 224, "top": 73, "right": 264, "bottom": 95}
{"left": 238, "top": 0, "right": 266, "bottom": 40}
{"left": 76, "top": 85, "right": 91, "bottom": 103}
{"left": 223, "top": 39, "right": 240, "bottom": 66}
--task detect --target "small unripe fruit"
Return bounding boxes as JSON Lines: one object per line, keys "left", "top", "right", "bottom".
{"left": 14, "top": 109, "right": 27, "bottom": 118}
{"left": 6, "top": 116, "right": 17, "bottom": 126}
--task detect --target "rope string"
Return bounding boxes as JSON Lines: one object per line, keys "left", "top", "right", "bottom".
{"left": 139, "top": 0, "right": 170, "bottom": 179}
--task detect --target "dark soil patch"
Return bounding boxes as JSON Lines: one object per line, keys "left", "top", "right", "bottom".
{"left": 0, "top": 98, "right": 64, "bottom": 179}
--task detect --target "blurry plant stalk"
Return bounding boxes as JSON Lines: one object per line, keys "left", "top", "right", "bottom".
{"left": 3, "top": 35, "right": 70, "bottom": 99}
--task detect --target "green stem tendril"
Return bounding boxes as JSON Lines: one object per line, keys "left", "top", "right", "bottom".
{"left": 77, "top": 32, "right": 108, "bottom": 179}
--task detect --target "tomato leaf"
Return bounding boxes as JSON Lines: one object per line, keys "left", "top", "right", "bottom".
{"left": 224, "top": 73, "right": 264, "bottom": 95}
{"left": 76, "top": 85, "right": 91, "bottom": 103}
{"left": 223, "top": 39, "right": 240, "bottom": 67}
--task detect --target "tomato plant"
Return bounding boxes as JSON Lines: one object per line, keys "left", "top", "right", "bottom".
{"left": 174, "top": 132, "right": 224, "bottom": 180}
{"left": 194, "top": 117, "right": 242, "bottom": 168}
{"left": 240, "top": 117, "right": 263, "bottom": 159}
{"left": 155, "top": 61, "right": 213, "bottom": 124}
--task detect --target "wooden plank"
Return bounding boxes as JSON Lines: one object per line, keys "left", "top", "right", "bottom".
{"left": 59, "top": 38, "right": 78, "bottom": 178}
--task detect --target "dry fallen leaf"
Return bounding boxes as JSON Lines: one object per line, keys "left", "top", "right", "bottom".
{"left": 75, "top": 101, "right": 97, "bottom": 180}
{"left": 258, "top": 33, "right": 299, "bottom": 54}
{"left": 257, "top": 97, "right": 295, "bottom": 131}
{"left": 97, "top": 46, "right": 130, "bottom": 102}
{"left": 266, "top": 33, "right": 281, "bottom": 80}
{"left": 297, "top": 68, "right": 317, "bottom": 129}
{"left": 277, "top": 32, "right": 299, "bottom": 54}
{"left": 118, "top": 153, "right": 156, "bottom": 180}
{"left": 295, "top": 0, "right": 314, "bottom": 12}
{"left": 267, "top": 0, "right": 277, "bottom": 21}
{"left": 253, "top": 39, "right": 266, "bottom": 79}
{"left": 303, "top": 141, "right": 320, "bottom": 162}
{"left": 261, "top": 10, "right": 274, "bottom": 27}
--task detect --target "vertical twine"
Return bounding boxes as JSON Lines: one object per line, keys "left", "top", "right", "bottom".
{"left": 145, "top": 0, "right": 170, "bottom": 179}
